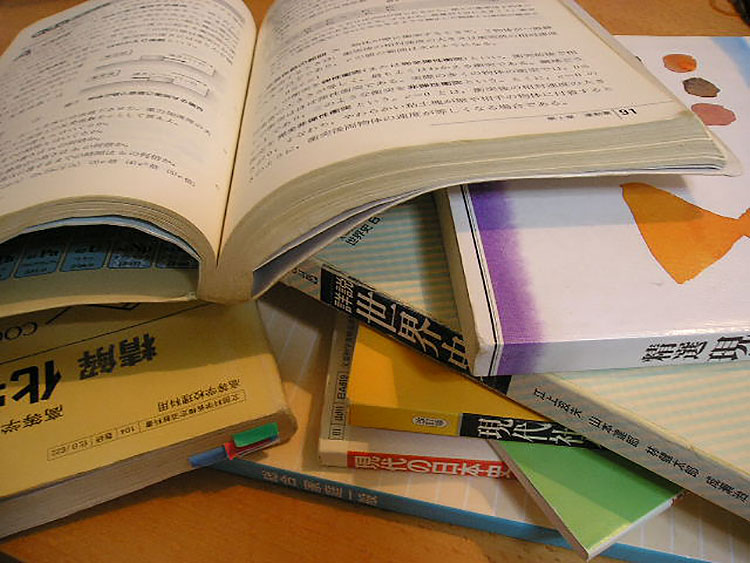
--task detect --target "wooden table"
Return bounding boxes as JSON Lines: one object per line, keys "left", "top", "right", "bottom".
{"left": 0, "top": 1, "right": 747, "bottom": 561}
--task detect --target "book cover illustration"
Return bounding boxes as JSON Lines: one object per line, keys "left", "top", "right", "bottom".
{"left": 443, "top": 36, "right": 750, "bottom": 378}
{"left": 216, "top": 286, "right": 750, "bottom": 563}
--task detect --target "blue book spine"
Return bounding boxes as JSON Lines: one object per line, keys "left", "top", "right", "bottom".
{"left": 213, "top": 459, "right": 706, "bottom": 563}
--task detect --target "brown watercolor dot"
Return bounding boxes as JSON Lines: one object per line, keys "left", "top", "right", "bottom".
{"left": 683, "top": 77, "right": 720, "bottom": 97}
{"left": 663, "top": 53, "right": 697, "bottom": 73}
{"left": 691, "top": 103, "right": 736, "bottom": 126}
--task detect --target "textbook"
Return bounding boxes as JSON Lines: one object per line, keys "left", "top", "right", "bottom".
{"left": 502, "top": 353, "right": 750, "bottom": 523}
{"left": 343, "top": 318, "right": 596, "bottom": 449}
{"left": 438, "top": 36, "right": 750, "bottom": 378}
{"left": 491, "top": 441, "right": 680, "bottom": 560}
{"left": 0, "top": 300, "right": 295, "bottom": 538}
{"left": 437, "top": 37, "right": 750, "bottom": 521}
{"left": 281, "top": 193, "right": 471, "bottom": 374}
{"left": 216, "top": 286, "right": 750, "bottom": 563}
{"left": 0, "top": 0, "right": 733, "bottom": 319}
{"left": 319, "top": 315, "right": 511, "bottom": 478}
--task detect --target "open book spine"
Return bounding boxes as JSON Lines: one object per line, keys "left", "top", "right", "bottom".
{"left": 319, "top": 315, "right": 512, "bottom": 478}
{"left": 503, "top": 370, "right": 750, "bottom": 522}
{"left": 281, "top": 255, "right": 472, "bottom": 375}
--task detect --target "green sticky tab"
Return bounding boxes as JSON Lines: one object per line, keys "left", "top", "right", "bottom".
{"left": 232, "top": 422, "right": 279, "bottom": 448}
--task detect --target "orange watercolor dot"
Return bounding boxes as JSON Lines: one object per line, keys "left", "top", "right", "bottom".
{"left": 663, "top": 53, "right": 697, "bottom": 73}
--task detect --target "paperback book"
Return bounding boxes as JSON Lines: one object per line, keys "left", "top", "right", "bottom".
{"left": 438, "top": 36, "right": 750, "bottom": 521}
{"left": 341, "top": 317, "right": 595, "bottom": 449}
{"left": 319, "top": 315, "right": 511, "bottom": 478}
{"left": 0, "top": 0, "right": 733, "bottom": 318}
{"left": 331, "top": 314, "right": 684, "bottom": 559}
{"left": 0, "top": 300, "right": 294, "bottom": 538}
{"left": 281, "top": 193, "right": 471, "bottom": 374}
{"left": 216, "top": 286, "right": 750, "bottom": 563}
{"left": 491, "top": 440, "right": 680, "bottom": 560}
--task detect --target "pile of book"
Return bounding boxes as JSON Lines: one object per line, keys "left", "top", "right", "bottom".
{"left": 1, "top": 0, "right": 748, "bottom": 561}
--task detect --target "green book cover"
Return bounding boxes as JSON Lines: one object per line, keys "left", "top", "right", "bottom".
{"left": 491, "top": 441, "right": 681, "bottom": 560}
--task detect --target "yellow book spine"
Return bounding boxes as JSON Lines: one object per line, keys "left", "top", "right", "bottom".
{"left": 348, "top": 403, "right": 461, "bottom": 437}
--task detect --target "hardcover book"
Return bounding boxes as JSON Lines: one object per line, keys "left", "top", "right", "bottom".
{"left": 438, "top": 36, "right": 750, "bottom": 521}
{"left": 0, "top": 0, "right": 733, "bottom": 318}
{"left": 216, "top": 286, "right": 750, "bottom": 563}
{"left": 0, "top": 300, "right": 294, "bottom": 538}
{"left": 438, "top": 36, "right": 750, "bottom": 378}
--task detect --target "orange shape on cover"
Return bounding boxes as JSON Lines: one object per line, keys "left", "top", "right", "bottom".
{"left": 662, "top": 53, "right": 697, "bottom": 73}
{"left": 622, "top": 182, "right": 750, "bottom": 284}
{"left": 690, "top": 102, "right": 737, "bottom": 126}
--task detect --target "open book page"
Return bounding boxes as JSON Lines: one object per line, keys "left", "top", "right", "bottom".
{"left": 0, "top": 0, "right": 256, "bottom": 258}
{"left": 222, "top": 0, "right": 700, "bottom": 264}
{"left": 0, "top": 225, "right": 200, "bottom": 318}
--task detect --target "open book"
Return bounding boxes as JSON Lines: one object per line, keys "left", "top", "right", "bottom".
{"left": 0, "top": 0, "right": 733, "bottom": 317}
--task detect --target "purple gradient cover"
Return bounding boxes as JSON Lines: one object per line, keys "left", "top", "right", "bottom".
{"left": 468, "top": 182, "right": 543, "bottom": 375}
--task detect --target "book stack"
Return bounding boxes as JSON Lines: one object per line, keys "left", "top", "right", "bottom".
{"left": 0, "top": 0, "right": 748, "bottom": 561}
{"left": 265, "top": 34, "right": 750, "bottom": 561}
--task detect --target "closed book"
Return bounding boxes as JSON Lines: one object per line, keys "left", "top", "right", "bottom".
{"left": 319, "top": 315, "right": 511, "bottom": 478}
{"left": 434, "top": 35, "right": 750, "bottom": 522}
{"left": 338, "top": 313, "right": 683, "bottom": 559}
{"left": 280, "top": 192, "right": 472, "bottom": 373}
{"left": 345, "top": 318, "right": 595, "bottom": 449}
{"left": 0, "top": 300, "right": 295, "bottom": 538}
{"left": 491, "top": 441, "right": 680, "bottom": 560}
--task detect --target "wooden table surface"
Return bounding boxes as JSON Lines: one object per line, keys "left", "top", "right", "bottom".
{"left": 0, "top": 1, "right": 747, "bottom": 562}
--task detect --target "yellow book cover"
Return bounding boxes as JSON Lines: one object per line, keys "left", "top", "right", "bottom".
{"left": 347, "top": 323, "right": 593, "bottom": 448}
{"left": 0, "top": 301, "right": 295, "bottom": 538}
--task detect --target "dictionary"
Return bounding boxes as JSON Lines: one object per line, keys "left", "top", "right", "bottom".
{"left": 0, "top": 301, "right": 294, "bottom": 538}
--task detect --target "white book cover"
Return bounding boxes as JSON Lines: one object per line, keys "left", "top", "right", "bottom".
{"left": 440, "top": 36, "right": 750, "bottom": 378}
{"left": 442, "top": 36, "right": 750, "bottom": 521}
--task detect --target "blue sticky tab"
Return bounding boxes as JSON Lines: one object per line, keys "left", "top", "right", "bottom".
{"left": 189, "top": 445, "right": 228, "bottom": 467}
